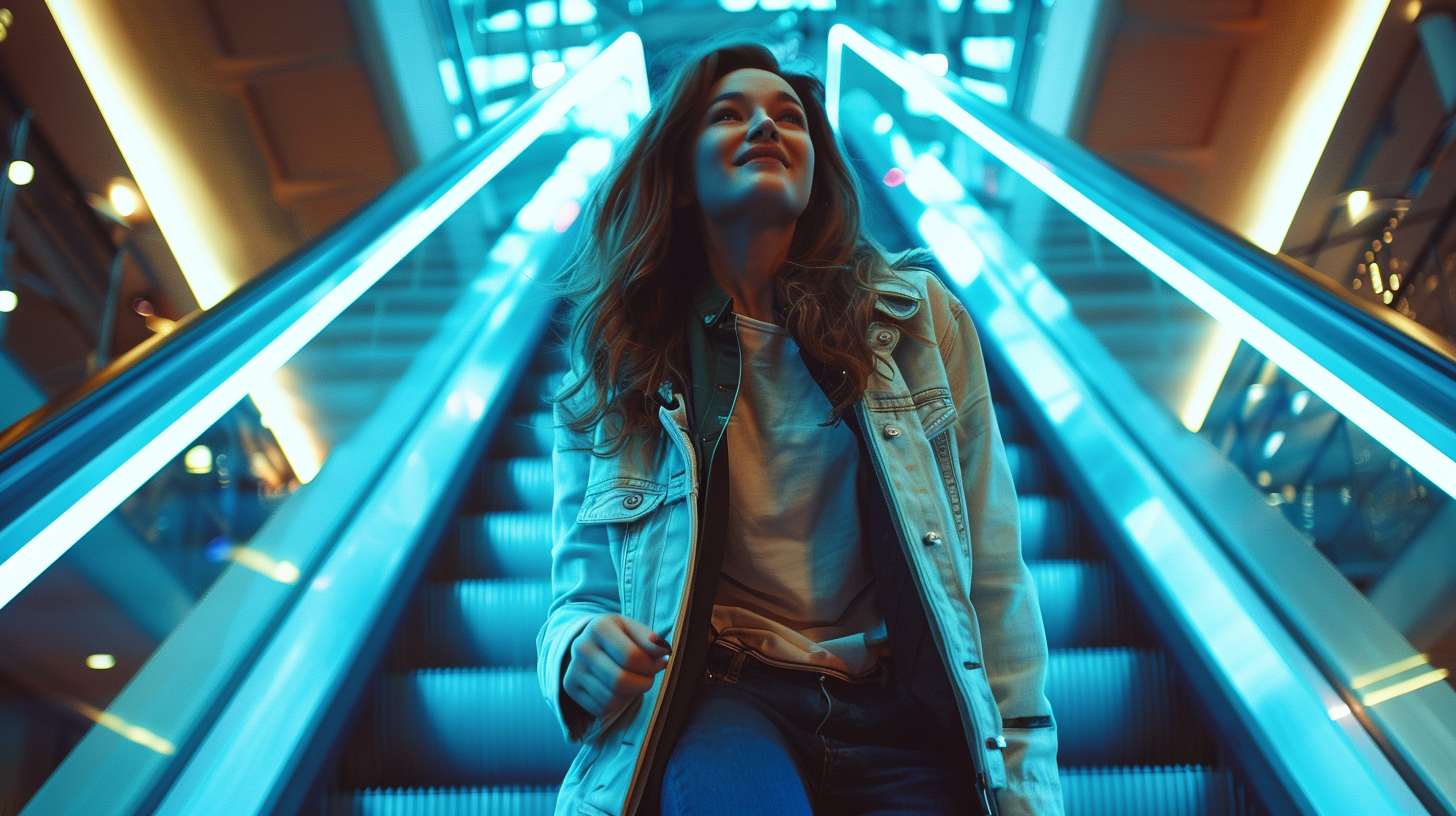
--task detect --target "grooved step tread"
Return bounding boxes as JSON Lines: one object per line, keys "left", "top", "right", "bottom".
{"left": 343, "top": 669, "right": 573, "bottom": 788}
{"left": 396, "top": 579, "right": 552, "bottom": 668}
{"left": 1047, "top": 649, "right": 1215, "bottom": 767}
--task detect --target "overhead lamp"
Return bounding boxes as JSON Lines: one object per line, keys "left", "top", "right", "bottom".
{"left": 1346, "top": 189, "right": 1370, "bottom": 221}
{"left": 86, "top": 653, "right": 116, "bottom": 669}
{"left": 0, "top": 289, "right": 15, "bottom": 312}
{"left": 109, "top": 181, "right": 138, "bottom": 218}
{"left": 7, "top": 160, "right": 32, "bottom": 185}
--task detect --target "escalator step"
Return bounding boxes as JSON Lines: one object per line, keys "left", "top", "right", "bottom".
{"left": 1048, "top": 649, "right": 1215, "bottom": 767}
{"left": 470, "top": 458, "right": 554, "bottom": 512}
{"left": 493, "top": 411, "right": 554, "bottom": 458}
{"left": 1020, "top": 496, "right": 1082, "bottom": 560}
{"left": 453, "top": 513, "right": 554, "bottom": 579}
{"left": 510, "top": 372, "right": 565, "bottom": 414}
{"left": 1032, "top": 561, "right": 1133, "bottom": 648}
{"left": 326, "top": 786, "right": 559, "bottom": 816}
{"left": 530, "top": 342, "right": 569, "bottom": 373}
{"left": 1005, "top": 444, "right": 1049, "bottom": 495}
{"left": 343, "top": 669, "right": 574, "bottom": 787}
{"left": 994, "top": 402, "right": 1018, "bottom": 442}
{"left": 1060, "top": 765, "right": 1256, "bottom": 816}
{"left": 399, "top": 579, "right": 552, "bottom": 668}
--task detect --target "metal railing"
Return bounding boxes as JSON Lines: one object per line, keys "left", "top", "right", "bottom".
{"left": 7, "top": 31, "right": 648, "bottom": 816}
{"left": 829, "top": 19, "right": 1455, "bottom": 816}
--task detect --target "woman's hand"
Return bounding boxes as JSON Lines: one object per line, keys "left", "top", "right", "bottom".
{"left": 564, "top": 614, "right": 672, "bottom": 719}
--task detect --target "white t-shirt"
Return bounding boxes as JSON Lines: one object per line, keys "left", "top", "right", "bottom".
{"left": 711, "top": 313, "right": 888, "bottom": 679}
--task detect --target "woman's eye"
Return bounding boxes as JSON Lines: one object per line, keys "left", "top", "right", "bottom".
{"left": 779, "top": 112, "right": 806, "bottom": 125}
{"left": 713, "top": 109, "right": 739, "bottom": 122}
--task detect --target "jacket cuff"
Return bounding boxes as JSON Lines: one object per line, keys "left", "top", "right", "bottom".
{"left": 541, "top": 615, "right": 596, "bottom": 742}
{"left": 995, "top": 780, "right": 1065, "bottom": 816}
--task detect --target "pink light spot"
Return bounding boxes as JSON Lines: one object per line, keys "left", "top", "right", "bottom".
{"left": 883, "top": 168, "right": 906, "bottom": 187}
{"left": 554, "top": 200, "right": 581, "bottom": 233}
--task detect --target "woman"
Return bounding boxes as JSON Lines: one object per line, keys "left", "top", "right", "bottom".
{"left": 538, "top": 40, "right": 1062, "bottom": 816}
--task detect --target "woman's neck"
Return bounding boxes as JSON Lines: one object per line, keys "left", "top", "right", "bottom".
{"left": 700, "top": 217, "right": 795, "bottom": 323}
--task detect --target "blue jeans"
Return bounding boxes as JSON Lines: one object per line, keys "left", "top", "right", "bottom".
{"left": 660, "top": 645, "right": 980, "bottom": 816}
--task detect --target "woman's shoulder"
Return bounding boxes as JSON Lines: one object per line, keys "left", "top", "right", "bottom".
{"left": 872, "top": 257, "right": 962, "bottom": 322}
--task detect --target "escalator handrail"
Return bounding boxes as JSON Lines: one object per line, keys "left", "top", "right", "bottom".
{"left": 0, "top": 30, "right": 648, "bottom": 609}
{"left": 14, "top": 33, "right": 647, "bottom": 816}
{"left": 833, "top": 28, "right": 1456, "bottom": 815}
{"left": 828, "top": 22, "right": 1456, "bottom": 500}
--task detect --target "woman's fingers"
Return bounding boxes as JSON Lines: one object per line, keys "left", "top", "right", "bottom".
{"left": 595, "top": 616, "right": 670, "bottom": 675}
{"left": 564, "top": 663, "right": 613, "bottom": 716}
{"left": 564, "top": 614, "right": 671, "bottom": 718}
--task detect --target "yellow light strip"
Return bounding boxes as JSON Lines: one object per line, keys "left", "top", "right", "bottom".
{"left": 1239, "top": 0, "right": 1392, "bottom": 252}
{"left": 75, "top": 702, "right": 177, "bottom": 755}
{"left": 223, "top": 545, "right": 301, "bottom": 584}
{"left": 45, "top": 0, "right": 236, "bottom": 308}
{"left": 1179, "top": 325, "right": 1242, "bottom": 432}
{"left": 1351, "top": 653, "right": 1430, "bottom": 689}
{"left": 248, "top": 374, "right": 324, "bottom": 484}
{"left": 1361, "top": 669, "right": 1450, "bottom": 706}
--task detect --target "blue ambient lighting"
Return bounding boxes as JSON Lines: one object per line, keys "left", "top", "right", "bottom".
{"left": 0, "top": 32, "right": 651, "bottom": 613}
{"left": 827, "top": 23, "right": 1456, "bottom": 501}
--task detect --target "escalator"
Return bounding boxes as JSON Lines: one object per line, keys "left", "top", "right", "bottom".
{"left": 2, "top": 24, "right": 1452, "bottom": 816}
{"left": 316, "top": 328, "right": 1256, "bottom": 816}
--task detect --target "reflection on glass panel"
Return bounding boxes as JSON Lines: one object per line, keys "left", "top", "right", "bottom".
{"left": 832, "top": 37, "right": 1454, "bottom": 621}
{"left": 1200, "top": 346, "right": 1447, "bottom": 588}
{"left": 0, "top": 45, "right": 642, "bottom": 810}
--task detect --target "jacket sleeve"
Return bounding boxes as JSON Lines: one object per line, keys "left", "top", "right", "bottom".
{"left": 931, "top": 275, "right": 1064, "bottom": 816}
{"left": 536, "top": 367, "right": 621, "bottom": 742}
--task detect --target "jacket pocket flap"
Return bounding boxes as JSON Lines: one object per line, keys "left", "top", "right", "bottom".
{"left": 577, "top": 478, "right": 666, "bottom": 524}
{"left": 915, "top": 387, "right": 957, "bottom": 438}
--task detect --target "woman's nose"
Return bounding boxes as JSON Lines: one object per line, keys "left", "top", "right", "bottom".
{"left": 747, "top": 113, "right": 780, "bottom": 142}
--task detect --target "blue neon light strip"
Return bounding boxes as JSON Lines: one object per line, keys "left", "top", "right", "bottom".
{"left": 0, "top": 32, "right": 649, "bottom": 612}
{"left": 827, "top": 22, "right": 1456, "bottom": 502}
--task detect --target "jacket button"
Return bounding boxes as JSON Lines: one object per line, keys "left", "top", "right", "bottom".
{"left": 923, "top": 531, "right": 942, "bottom": 546}
{"left": 622, "top": 494, "right": 643, "bottom": 510}
{"left": 986, "top": 735, "right": 1007, "bottom": 749}
{"left": 875, "top": 330, "right": 894, "bottom": 345}
{"left": 882, "top": 424, "right": 900, "bottom": 439}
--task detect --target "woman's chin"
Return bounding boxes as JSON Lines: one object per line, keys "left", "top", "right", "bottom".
{"left": 700, "top": 188, "right": 810, "bottom": 225}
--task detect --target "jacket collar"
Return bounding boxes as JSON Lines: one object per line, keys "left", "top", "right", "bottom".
{"left": 693, "top": 276, "right": 735, "bottom": 329}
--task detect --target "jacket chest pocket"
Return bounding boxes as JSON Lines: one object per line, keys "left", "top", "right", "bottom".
{"left": 576, "top": 475, "right": 688, "bottom": 626}
{"left": 577, "top": 478, "right": 666, "bottom": 621}
{"left": 915, "top": 388, "right": 970, "bottom": 551}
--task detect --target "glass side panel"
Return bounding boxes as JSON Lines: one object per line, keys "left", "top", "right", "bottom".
{"left": 0, "top": 63, "right": 642, "bottom": 811}
{"left": 833, "top": 44, "right": 1455, "bottom": 673}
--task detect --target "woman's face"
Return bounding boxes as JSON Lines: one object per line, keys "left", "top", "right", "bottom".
{"left": 691, "top": 67, "right": 815, "bottom": 227}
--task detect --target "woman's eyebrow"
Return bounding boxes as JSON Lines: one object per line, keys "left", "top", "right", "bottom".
{"left": 706, "top": 90, "right": 805, "bottom": 110}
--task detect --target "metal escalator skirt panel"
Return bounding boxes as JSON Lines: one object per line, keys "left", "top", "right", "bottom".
{"left": 1060, "top": 766, "right": 1257, "bottom": 816}
{"left": 458, "top": 512, "right": 555, "bottom": 579}
{"left": 328, "top": 786, "right": 559, "bottom": 816}
{"left": 1046, "top": 649, "right": 1215, "bottom": 767}
{"left": 347, "top": 668, "right": 574, "bottom": 787}
{"left": 412, "top": 579, "right": 553, "bottom": 668}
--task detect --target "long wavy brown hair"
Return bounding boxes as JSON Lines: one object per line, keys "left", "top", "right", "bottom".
{"left": 558, "top": 40, "right": 923, "bottom": 447}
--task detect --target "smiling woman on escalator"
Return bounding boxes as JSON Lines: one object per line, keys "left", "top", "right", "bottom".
{"left": 537, "top": 39, "right": 1063, "bottom": 816}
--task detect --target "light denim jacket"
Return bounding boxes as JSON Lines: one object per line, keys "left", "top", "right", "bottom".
{"left": 538, "top": 268, "right": 1063, "bottom": 816}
